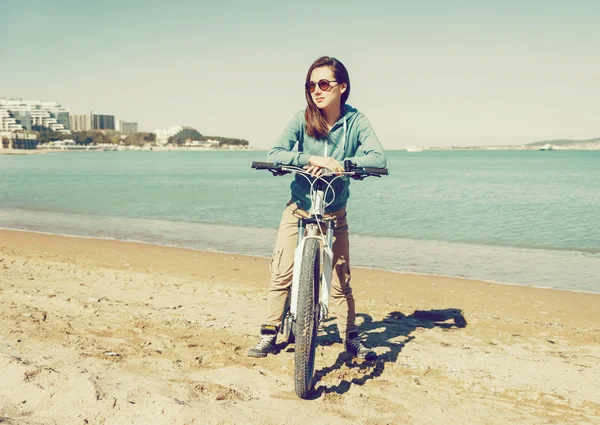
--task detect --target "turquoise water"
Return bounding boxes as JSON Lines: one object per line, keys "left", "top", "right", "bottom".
{"left": 1, "top": 150, "right": 598, "bottom": 292}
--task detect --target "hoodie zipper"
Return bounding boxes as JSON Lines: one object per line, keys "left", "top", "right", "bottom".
{"left": 324, "top": 116, "right": 347, "bottom": 157}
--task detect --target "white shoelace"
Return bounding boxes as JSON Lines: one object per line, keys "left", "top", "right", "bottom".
{"left": 255, "top": 334, "right": 275, "bottom": 349}
{"left": 347, "top": 337, "right": 363, "bottom": 349}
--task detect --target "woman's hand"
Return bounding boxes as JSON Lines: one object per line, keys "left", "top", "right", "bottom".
{"left": 304, "top": 156, "right": 344, "bottom": 176}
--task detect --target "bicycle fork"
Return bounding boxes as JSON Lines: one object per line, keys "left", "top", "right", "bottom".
{"left": 290, "top": 183, "right": 335, "bottom": 325}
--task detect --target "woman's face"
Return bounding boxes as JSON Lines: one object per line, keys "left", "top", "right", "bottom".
{"left": 308, "top": 66, "right": 347, "bottom": 111}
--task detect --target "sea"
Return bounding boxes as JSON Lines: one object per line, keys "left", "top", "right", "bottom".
{"left": 1, "top": 150, "right": 598, "bottom": 293}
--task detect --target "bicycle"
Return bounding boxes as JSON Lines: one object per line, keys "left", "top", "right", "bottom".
{"left": 251, "top": 159, "right": 388, "bottom": 399}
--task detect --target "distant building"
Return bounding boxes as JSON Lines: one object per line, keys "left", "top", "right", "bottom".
{"left": 0, "top": 98, "right": 70, "bottom": 132}
{"left": 93, "top": 114, "right": 115, "bottom": 130}
{"left": 114, "top": 119, "right": 138, "bottom": 134}
{"left": 0, "top": 130, "right": 38, "bottom": 150}
{"left": 0, "top": 109, "right": 23, "bottom": 132}
{"left": 70, "top": 113, "right": 93, "bottom": 131}
{"left": 155, "top": 125, "right": 183, "bottom": 145}
{"left": 70, "top": 112, "right": 115, "bottom": 131}
{"left": 122, "top": 122, "right": 138, "bottom": 134}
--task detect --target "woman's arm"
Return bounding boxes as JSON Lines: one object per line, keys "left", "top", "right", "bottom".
{"left": 266, "top": 111, "right": 312, "bottom": 166}
{"left": 345, "top": 113, "right": 387, "bottom": 168}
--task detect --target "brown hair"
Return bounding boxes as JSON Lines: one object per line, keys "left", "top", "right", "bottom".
{"left": 304, "top": 56, "right": 351, "bottom": 140}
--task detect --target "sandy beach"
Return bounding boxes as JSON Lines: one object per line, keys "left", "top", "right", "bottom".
{"left": 0, "top": 229, "right": 598, "bottom": 424}
{"left": 0, "top": 149, "right": 45, "bottom": 155}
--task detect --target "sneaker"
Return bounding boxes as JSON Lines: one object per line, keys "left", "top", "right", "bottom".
{"left": 247, "top": 324, "right": 278, "bottom": 358}
{"left": 344, "top": 331, "right": 376, "bottom": 360}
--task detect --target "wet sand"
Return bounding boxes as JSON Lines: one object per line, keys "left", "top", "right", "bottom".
{"left": 1, "top": 229, "right": 598, "bottom": 424}
{"left": 0, "top": 149, "right": 45, "bottom": 155}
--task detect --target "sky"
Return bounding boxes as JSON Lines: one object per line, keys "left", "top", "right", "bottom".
{"left": 1, "top": 0, "right": 599, "bottom": 149}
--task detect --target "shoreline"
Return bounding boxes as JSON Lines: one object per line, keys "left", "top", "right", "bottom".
{"left": 2, "top": 227, "right": 599, "bottom": 324}
{"left": 2, "top": 227, "right": 598, "bottom": 296}
{"left": 1, "top": 228, "right": 599, "bottom": 424}
{"left": 0, "top": 148, "right": 256, "bottom": 154}
{"left": 0, "top": 149, "right": 46, "bottom": 155}
{"left": 3, "top": 148, "right": 600, "bottom": 156}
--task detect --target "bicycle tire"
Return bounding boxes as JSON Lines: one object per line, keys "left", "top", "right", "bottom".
{"left": 294, "top": 238, "right": 320, "bottom": 399}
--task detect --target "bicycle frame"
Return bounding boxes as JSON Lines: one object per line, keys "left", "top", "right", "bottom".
{"left": 251, "top": 160, "right": 388, "bottom": 398}
{"left": 250, "top": 160, "right": 388, "bottom": 338}
{"left": 290, "top": 178, "right": 334, "bottom": 324}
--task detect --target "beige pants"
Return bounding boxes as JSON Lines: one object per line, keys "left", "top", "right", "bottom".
{"left": 265, "top": 202, "right": 356, "bottom": 337}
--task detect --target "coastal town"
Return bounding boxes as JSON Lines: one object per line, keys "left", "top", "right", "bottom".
{"left": 0, "top": 97, "right": 250, "bottom": 152}
{"left": 1, "top": 96, "right": 598, "bottom": 154}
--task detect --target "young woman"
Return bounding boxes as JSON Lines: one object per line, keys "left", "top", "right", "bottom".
{"left": 248, "top": 56, "right": 386, "bottom": 359}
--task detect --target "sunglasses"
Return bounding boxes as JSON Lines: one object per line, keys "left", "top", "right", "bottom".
{"left": 305, "top": 79, "right": 340, "bottom": 93}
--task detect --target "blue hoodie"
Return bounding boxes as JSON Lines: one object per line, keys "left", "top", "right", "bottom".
{"left": 267, "top": 104, "right": 386, "bottom": 212}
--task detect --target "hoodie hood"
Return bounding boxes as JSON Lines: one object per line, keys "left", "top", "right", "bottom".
{"left": 267, "top": 104, "right": 386, "bottom": 212}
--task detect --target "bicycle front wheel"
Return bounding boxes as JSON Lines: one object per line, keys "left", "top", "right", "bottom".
{"left": 294, "top": 237, "right": 320, "bottom": 399}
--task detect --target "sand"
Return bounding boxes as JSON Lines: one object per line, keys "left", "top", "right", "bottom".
{"left": 0, "top": 228, "right": 598, "bottom": 425}
{"left": 0, "top": 149, "right": 45, "bottom": 155}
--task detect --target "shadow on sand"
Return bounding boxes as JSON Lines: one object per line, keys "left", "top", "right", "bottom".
{"left": 307, "top": 308, "right": 467, "bottom": 399}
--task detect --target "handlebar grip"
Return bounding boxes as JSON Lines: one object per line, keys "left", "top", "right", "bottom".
{"left": 251, "top": 161, "right": 277, "bottom": 169}
{"left": 363, "top": 167, "right": 389, "bottom": 175}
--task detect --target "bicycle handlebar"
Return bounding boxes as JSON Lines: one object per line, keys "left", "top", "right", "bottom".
{"left": 251, "top": 161, "right": 388, "bottom": 180}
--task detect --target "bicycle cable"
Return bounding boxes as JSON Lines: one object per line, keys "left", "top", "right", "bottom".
{"left": 280, "top": 166, "right": 354, "bottom": 239}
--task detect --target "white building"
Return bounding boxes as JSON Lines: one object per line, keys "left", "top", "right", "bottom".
{"left": 0, "top": 98, "right": 70, "bottom": 133}
{"left": 116, "top": 119, "right": 138, "bottom": 134}
{"left": 0, "top": 109, "right": 23, "bottom": 132}
{"left": 122, "top": 122, "right": 138, "bottom": 134}
{"left": 70, "top": 113, "right": 93, "bottom": 131}
{"left": 155, "top": 125, "right": 183, "bottom": 145}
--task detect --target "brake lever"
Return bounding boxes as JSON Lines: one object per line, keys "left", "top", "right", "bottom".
{"left": 350, "top": 173, "right": 367, "bottom": 181}
{"left": 270, "top": 168, "right": 287, "bottom": 176}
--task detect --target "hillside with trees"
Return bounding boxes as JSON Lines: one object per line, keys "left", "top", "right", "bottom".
{"left": 168, "top": 127, "right": 249, "bottom": 147}
{"left": 527, "top": 137, "right": 600, "bottom": 146}
{"left": 168, "top": 128, "right": 203, "bottom": 144}
{"left": 28, "top": 126, "right": 249, "bottom": 149}
{"left": 37, "top": 129, "right": 122, "bottom": 145}
{"left": 123, "top": 132, "right": 156, "bottom": 146}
